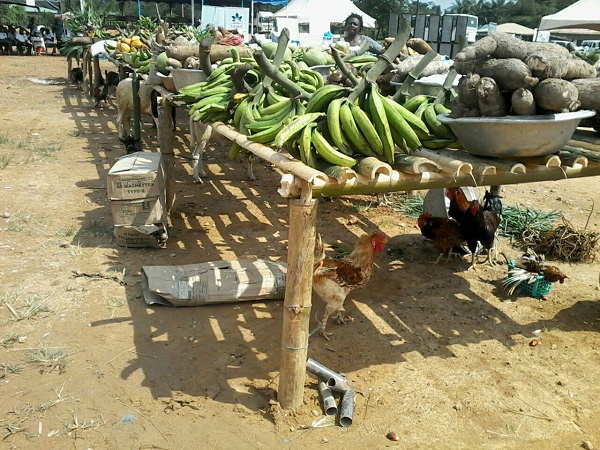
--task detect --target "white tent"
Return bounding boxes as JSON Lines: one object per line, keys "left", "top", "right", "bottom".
{"left": 273, "top": 0, "right": 376, "bottom": 28}
{"left": 539, "top": 0, "right": 600, "bottom": 32}
{"left": 496, "top": 22, "right": 535, "bottom": 36}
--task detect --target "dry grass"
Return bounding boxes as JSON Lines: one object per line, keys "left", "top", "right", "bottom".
{"left": 27, "top": 343, "right": 69, "bottom": 372}
{"left": 0, "top": 333, "right": 25, "bottom": 347}
{"left": 7, "top": 296, "right": 52, "bottom": 321}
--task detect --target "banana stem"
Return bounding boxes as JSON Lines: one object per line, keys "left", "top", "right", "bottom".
{"left": 348, "top": 18, "right": 411, "bottom": 103}
{"left": 392, "top": 50, "right": 438, "bottom": 102}
{"left": 330, "top": 46, "right": 359, "bottom": 87}
{"left": 253, "top": 50, "right": 311, "bottom": 101}
{"left": 231, "top": 62, "right": 254, "bottom": 94}
{"left": 198, "top": 36, "right": 214, "bottom": 76}
{"left": 434, "top": 68, "right": 458, "bottom": 104}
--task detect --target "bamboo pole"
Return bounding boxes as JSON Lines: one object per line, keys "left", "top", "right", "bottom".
{"left": 211, "top": 122, "right": 328, "bottom": 186}
{"left": 305, "top": 163, "right": 600, "bottom": 197}
{"left": 278, "top": 192, "right": 318, "bottom": 410}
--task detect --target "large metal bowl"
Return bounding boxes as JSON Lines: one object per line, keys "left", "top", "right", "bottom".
{"left": 170, "top": 68, "right": 207, "bottom": 92}
{"left": 438, "top": 110, "right": 596, "bottom": 158}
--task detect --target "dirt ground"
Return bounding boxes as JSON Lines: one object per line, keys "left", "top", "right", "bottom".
{"left": 1, "top": 55, "right": 600, "bottom": 450}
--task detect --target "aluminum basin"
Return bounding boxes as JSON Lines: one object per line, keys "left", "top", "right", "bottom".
{"left": 438, "top": 110, "right": 596, "bottom": 158}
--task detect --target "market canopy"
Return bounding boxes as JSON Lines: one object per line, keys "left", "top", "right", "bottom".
{"left": 539, "top": 0, "right": 600, "bottom": 32}
{"left": 496, "top": 22, "right": 535, "bottom": 36}
{"left": 273, "top": 0, "right": 376, "bottom": 28}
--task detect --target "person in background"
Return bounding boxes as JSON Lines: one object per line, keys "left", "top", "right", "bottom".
{"left": 52, "top": 17, "right": 64, "bottom": 49}
{"left": 342, "top": 13, "right": 382, "bottom": 55}
{"left": 43, "top": 27, "right": 57, "bottom": 55}
{"left": 28, "top": 16, "right": 38, "bottom": 37}
{"left": 14, "top": 26, "right": 30, "bottom": 55}
{"left": 0, "top": 25, "right": 11, "bottom": 54}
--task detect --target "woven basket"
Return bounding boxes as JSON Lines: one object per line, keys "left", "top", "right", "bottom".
{"left": 507, "top": 261, "right": 552, "bottom": 299}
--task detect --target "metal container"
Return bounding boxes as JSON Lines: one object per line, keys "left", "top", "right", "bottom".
{"left": 170, "top": 68, "right": 207, "bottom": 92}
{"left": 309, "top": 65, "right": 334, "bottom": 81}
{"left": 438, "top": 110, "right": 596, "bottom": 158}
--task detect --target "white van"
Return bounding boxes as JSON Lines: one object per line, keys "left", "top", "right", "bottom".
{"left": 581, "top": 40, "right": 600, "bottom": 51}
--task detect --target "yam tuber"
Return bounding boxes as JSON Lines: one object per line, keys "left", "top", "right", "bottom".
{"left": 563, "top": 58, "right": 597, "bottom": 80}
{"left": 449, "top": 97, "right": 480, "bottom": 118}
{"left": 511, "top": 88, "right": 536, "bottom": 115}
{"left": 456, "top": 72, "right": 480, "bottom": 109}
{"left": 479, "top": 58, "right": 538, "bottom": 91}
{"left": 489, "top": 32, "right": 528, "bottom": 60}
{"left": 392, "top": 55, "right": 453, "bottom": 81}
{"left": 477, "top": 76, "right": 508, "bottom": 117}
{"left": 454, "top": 58, "right": 538, "bottom": 91}
{"left": 533, "top": 78, "right": 580, "bottom": 113}
{"left": 454, "top": 35, "right": 497, "bottom": 62}
{"left": 524, "top": 42, "right": 571, "bottom": 58}
{"left": 571, "top": 78, "right": 600, "bottom": 110}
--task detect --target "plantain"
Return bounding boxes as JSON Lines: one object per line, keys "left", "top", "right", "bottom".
{"left": 423, "top": 103, "right": 454, "bottom": 139}
{"left": 272, "top": 112, "right": 325, "bottom": 149}
{"left": 305, "top": 85, "right": 348, "bottom": 114}
{"left": 348, "top": 102, "right": 383, "bottom": 157}
{"left": 247, "top": 122, "right": 284, "bottom": 144}
{"left": 339, "top": 100, "right": 378, "bottom": 157}
{"left": 367, "top": 83, "right": 395, "bottom": 163}
{"left": 326, "top": 98, "right": 352, "bottom": 156}
{"left": 299, "top": 122, "right": 318, "bottom": 168}
{"left": 421, "top": 138, "right": 459, "bottom": 149}
{"left": 402, "top": 94, "right": 431, "bottom": 112}
{"left": 312, "top": 128, "right": 358, "bottom": 168}
{"left": 380, "top": 96, "right": 421, "bottom": 151}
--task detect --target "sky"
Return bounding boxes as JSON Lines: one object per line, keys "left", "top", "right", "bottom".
{"left": 434, "top": 0, "right": 455, "bottom": 12}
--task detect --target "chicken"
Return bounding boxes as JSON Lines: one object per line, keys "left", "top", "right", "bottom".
{"left": 417, "top": 213, "right": 466, "bottom": 264}
{"left": 446, "top": 188, "right": 502, "bottom": 269}
{"left": 312, "top": 232, "right": 386, "bottom": 340}
{"left": 501, "top": 249, "right": 567, "bottom": 300}
{"left": 93, "top": 70, "right": 120, "bottom": 108}
{"left": 69, "top": 67, "right": 83, "bottom": 90}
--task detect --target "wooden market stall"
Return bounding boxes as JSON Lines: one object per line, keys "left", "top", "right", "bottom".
{"left": 96, "top": 24, "right": 600, "bottom": 411}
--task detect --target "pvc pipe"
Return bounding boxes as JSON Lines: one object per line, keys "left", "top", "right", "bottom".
{"left": 339, "top": 388, "right": 354, "bottom": 428}
{"left": 306, "top": 358, "right": 352, "bottom": 393}
{"left": 317, "top": 382, "right": 338, "bottom": 416}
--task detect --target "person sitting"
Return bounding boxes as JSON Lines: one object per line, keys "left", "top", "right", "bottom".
{"left": 0, "top": 26, "right": 11, "bottom": 54}
{"left": 43, "top": 27, "right": 57, "bottom": 55}
{"left": 342, "top": 13, "right": 383, "bottom": 55}
{"left": 30, "top": 26, "right": 45, "bottom": 55}
{"left": 14, "top": 27, "right": 30, "bottom": 55}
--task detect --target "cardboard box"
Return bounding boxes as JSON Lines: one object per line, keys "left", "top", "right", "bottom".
{"left": 141, "top": 259, "right": 287, "bottom": 306}
{"left": 107, "top": 152, "right": 165, "bottom": 200}
{"left": 114, "top": 223, "right": 168, "bottom": 248}
{"left": 110, "top": 194, "right": 166, "bottom": 226}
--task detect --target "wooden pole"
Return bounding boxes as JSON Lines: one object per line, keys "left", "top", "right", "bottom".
{"left": 157, "top": 97, "right": 176, "bottom": 217}
{"left": 278, "top": 192, "right": 318, "bottom": 410}
{"left": 132, "top": 72, "right": 142, "bottom": 151}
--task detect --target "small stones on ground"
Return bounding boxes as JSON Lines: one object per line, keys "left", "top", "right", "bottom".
{"left": 582, "top": 441, "right": 593, "bottom": 450}
{"left": 386, "top": 431, "right": 399, "bottom": 441}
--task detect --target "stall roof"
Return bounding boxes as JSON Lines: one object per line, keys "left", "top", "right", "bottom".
{"left": 0, "top": 0, "right": 59, "bottom": 11}
{"left": 539, "top": 0, "right": 600, "bottom": 32}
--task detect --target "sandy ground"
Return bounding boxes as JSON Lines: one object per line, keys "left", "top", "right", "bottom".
{"left": 0, "top": 55, "right": 600, "bottom": 450}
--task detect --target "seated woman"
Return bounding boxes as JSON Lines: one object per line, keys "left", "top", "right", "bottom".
{"left": 342, "top": 13, "right": 383, "bottom": 55}
{"left": 43, "top": 27, "right": 57, "bottom": 55}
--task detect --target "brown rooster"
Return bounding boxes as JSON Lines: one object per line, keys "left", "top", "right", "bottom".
{"left": 312, "top": 232, "right": 387, "bottom": 340}
{"left": 417, "top": 213, "right": 466, "bottom": 264}
{"left": 446, "top": 188, "right": 502, "bottom": 269}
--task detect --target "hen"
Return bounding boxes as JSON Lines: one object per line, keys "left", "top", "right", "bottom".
{"left": 69, "top": 67, "right": 83, "bottom": 90}
{"left": 502, "top": 249, "right": 567, "bottom": 300}
{"left": 312, "top": 232, "right": 386, "bottom": 340}
{"left": 446, "top": 188, "right": 502, "bottom": 269}
{"left": 417, "top": 213, "right": 466, "bottom": 264}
